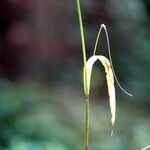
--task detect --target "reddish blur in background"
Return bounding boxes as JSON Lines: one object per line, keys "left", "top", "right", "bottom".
{"left": 0, "top": 0, "right": 150, "bottom": 150}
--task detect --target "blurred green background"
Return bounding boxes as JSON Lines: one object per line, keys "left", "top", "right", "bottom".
{"left": 0, "top": 0, "right": 150, "bottom": 150}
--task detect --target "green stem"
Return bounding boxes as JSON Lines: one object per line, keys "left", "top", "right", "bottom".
{"left": 76, "top": 0, "right": 89, "bottom": 150}
{"left": 84, "top": 95, "right": 89, "bottom": 150}
{"left": 76, "top": 0, "right": 87, "bottom": 66}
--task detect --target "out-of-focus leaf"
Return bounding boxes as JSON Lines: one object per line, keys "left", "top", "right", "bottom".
{"left": 141, "top": 145, "right": 150, "bottom": 150}
{"left": 84, "top": 55, "right": 116, "bottom": 130}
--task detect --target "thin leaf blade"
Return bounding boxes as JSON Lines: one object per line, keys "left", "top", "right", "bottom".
{"left": 84, "top": 55, "right": 116, "bottom": 133}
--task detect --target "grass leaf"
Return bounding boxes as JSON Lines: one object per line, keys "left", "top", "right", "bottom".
{"left": 141, "top": 145, "right": 150, "bottom": 150}
{"left": 84, "top": 55, "right": 116, "bottom": 133}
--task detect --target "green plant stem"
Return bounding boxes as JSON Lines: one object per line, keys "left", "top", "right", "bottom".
{"left": 76, "top": 0, "right": 89, "bottom": 150}
{"left": 76, "top": 0, "right": 87, "bottom": 66}
{"left": 84, "top": 95, "right": 89, "bottom": 150}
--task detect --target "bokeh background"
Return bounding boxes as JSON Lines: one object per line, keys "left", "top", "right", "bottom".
{"left": 0, "top": 0, "right": 150, "bottom": 150}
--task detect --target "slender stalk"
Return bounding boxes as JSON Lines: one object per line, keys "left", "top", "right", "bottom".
{"left": 84, "top": 95, "right": 89, "bottom": 150}
{"left": 93, "top": 25, "right": 103, "bottom": 56}
{"left": 103, "top": 25, "right": 132, "bottom": 97}
{"left": 93, "top": 24, "right": 132, "bottom": 97}
{"left": 76, "top": 0, "right": 89, "bottom": 150}
{"left": 76, "top": 0, "right": 87, "bottom": 66}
